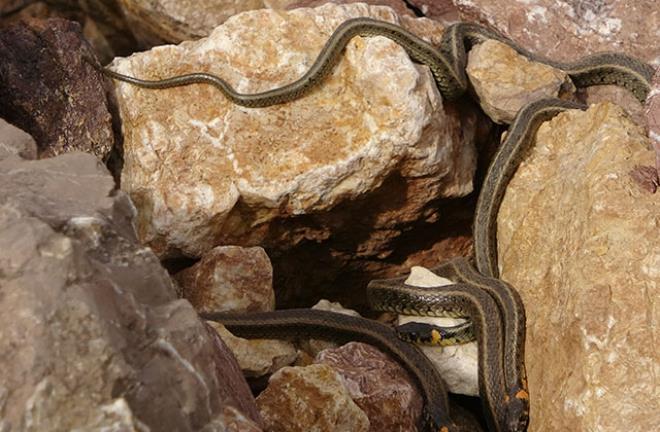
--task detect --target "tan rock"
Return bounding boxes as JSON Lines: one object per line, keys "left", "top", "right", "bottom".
{"left": 407, "top": 0, "right": 459, "bottom": 22}
{"left": 466, "top": 39, "right": 574, "bottom": 124}
{"left": 497, "top": 102, "right": 659, "bottom": 432}
{"left": 256, "top": 363, "right": 370, "bottom": 432}
{"left": 208, "top": 321, "right": 298, "bottom": 378}
{"left": 113, "top": 3, "right": 476, "bottom": 258}
{"left": 398, "top": 266, "right": 478, "bottom": 396}
{"left": 315, "top": 342, "right": 423, "bottom": 432}
{"left": 637, "top": 67, "right": 660, "bottom": 192}
{"left": 175, "top": 245, "right": 275, "bottom": 314}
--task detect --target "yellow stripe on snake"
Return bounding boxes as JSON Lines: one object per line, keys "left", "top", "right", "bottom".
{"left": 93, "top": 17, "right": 654, "bottom": 432}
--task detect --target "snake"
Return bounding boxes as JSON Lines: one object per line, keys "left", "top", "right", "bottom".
{"left": 368, "top": 257, "right": 529, "bottom": 432}
{"left": 200, "top": 309, "right": 459, "bottom": 432}
{"left": 91, "top": 16, "right": 655, "bottom": 432}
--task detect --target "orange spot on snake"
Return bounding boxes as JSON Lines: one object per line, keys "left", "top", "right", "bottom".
{"left": 516, "top": 389, "right": 530, "bottom": 400}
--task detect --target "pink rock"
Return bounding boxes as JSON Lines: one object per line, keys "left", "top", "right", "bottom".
{"left": 315, "top": 342, "right": 423, "bottom": 432}
{"left": 175, "top": 245, "right": 275, "bottom": 314}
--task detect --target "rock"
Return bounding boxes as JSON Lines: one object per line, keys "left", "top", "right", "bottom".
{"left": 0, "top": 18, "right": 116, "bottom": 160}
{"left": 455, "top": 0, "right": 656, "bottom": 118}
{"left": 637, "top": 67, "right": 660, "bottom": 192}
{"left": 0, "top": 151, "right": 262, "bottom": 431}
{"left": 406, "top": 0, "right": 459, "bottom": 22}
{"left": 466, "top": 39, "right": 574, "bottom": 124}
{"left": 287, "top": 0, "right": 414, "bottom": 17}
{"left": 116, "top": 0, "right": 299, "bottom": 46}
{"left": 256, "top": 363, "right": 370, "bottom": 432}
{"left": 454, "top": 0, "right": 659, "bottom": 67}
{"left": 398, "top": 266, "right": 478, "bottom": 396}
{"left": 497, "top": 103, "right": 659, "bottom": 431}
{"left": 0, "top": 118, "right": 37, "bottom": 161}
{"left": 303, "top": 300, "right": 363, "bottom": 356}
{"left": 315, "top": 342, "right": 424, "bottom": 432}
{"left": 0, "top": 2, "right": 135, "bottom": 63}
{"left": 112, "top": 3, "right": 476, "bottom": 259}
{"left": 208, "top": 321, "right": 298, "bottom": 378}
{"left": 175, "top": 245, "right": 275, "bottom": 314}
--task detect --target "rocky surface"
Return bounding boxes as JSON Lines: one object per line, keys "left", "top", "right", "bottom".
{"left": 398, "top": 266, "right": 478, "bottom": 396}
{"left": 315, "top": 342, "right": 424, "bottom": 432}
{"left": 0, "top": 150, "right": 261, "bottom": 431}
{"left": 256, "top": 363, "right": 370, "bottom": 432}
{"left": 0, "top": 119, "right": 37, "bottom": 161}
{"left": 0, "top": 18, "right": 116, "bottom": 160}
{"left": 455, "top": 0, "right": 659, "bottom": 67}
{"left": 497, "top": 102, "right": 659, "bottom": 432}
{"left": 407, "top": 0, "right": 459, "bottom": 22}
{"left": 112, "top": 3, "right": 476, "bottom": 260}
{"left": 287, "top": 0, "right": 413, "bottom": 17}
{"left": 466, "top": 39, "right": 574, "bottom": 124}
{"left": 175, "top": 245, "right": 275, "bottom": 314}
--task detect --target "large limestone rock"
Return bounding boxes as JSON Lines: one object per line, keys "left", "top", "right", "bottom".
{"left": 112, "top": 3, "right": 477, "bottom": 259}
{"left": 497, "top": 103, "right": 659, "bottom": 432}
{"left": 0, "top": 151, "right": 261, "bottom": 431}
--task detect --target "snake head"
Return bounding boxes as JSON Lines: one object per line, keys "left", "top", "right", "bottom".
{"left": 505, "top": 388, "right": 530, "bottom": 432}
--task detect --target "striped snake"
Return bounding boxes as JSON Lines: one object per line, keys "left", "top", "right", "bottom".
{"left": 93, "top": 17, "right": 654, "bottom": 432}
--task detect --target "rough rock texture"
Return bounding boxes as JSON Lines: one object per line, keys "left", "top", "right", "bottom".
{"left": 0, "top": 18, "right": 116, "bottom": 160}
{"left": 287, "top": 0, "right": 413, "bottom": 17}
{"left": 455, "top": 0, "right": 659, "bottom": 66}
{"left": 407, "top": 0, "right": 459, "bottom": 22}
{"left": 466, "top": 39, "right": 574, "bottom": 124}
{"left": 0, "top": 119, "right": 37, "bottom": 161}
{"left": 256, "top": 363, "right": 370, "bottom": 432}
{"left": 113, "top": 3, "right": 476, "bottom": 259}
{"left": 0, "top": 151, "right": 261, "bottom": 431}
{"left": 639, "top": 67, "right": 660, "bottom": 192}
{"left": 398, "top": 266, "right": 478, "bottom": 396}
{"left": 175, "top": 245, "right": 275, "bottom": 314}
{"left": 208, "top": 321, "right": 298, "bottom": 378}
{"left": 498, "top": 103, "right": 659, "bottom": 432}
{"left": 315, "top": 342, "right": 424, "bottom": 432}
{"left": 117, "top": 0, "right": 299, "bottom": 46}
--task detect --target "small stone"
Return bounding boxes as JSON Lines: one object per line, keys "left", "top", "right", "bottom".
{"left": 315, "top": 342, "right": 424, "bottom": 432}
{"left": 466, "top": 39, "right": 574, "bottom": 124}
{"left": 175, "top": 245, "right": 275, "bottom": 314}
{"left": 257, "top": 364, "right": 370, "bottom": 432}
{"left": 208, "top": 321, "right": 298, "bottom": 378}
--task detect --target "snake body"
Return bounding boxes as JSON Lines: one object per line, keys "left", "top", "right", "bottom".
{"left": 200, "top": 309, "right": 458, "bottom": 432}
{"left": 368, "top": 257, "right": 529, "bottom": 432}
{"left": 95, "top": 17, "right": 655, "bottom": 432}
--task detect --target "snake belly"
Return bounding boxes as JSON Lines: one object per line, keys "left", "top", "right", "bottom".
{"left": 200, "top": 308, "right": 459, "bottom": 432}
